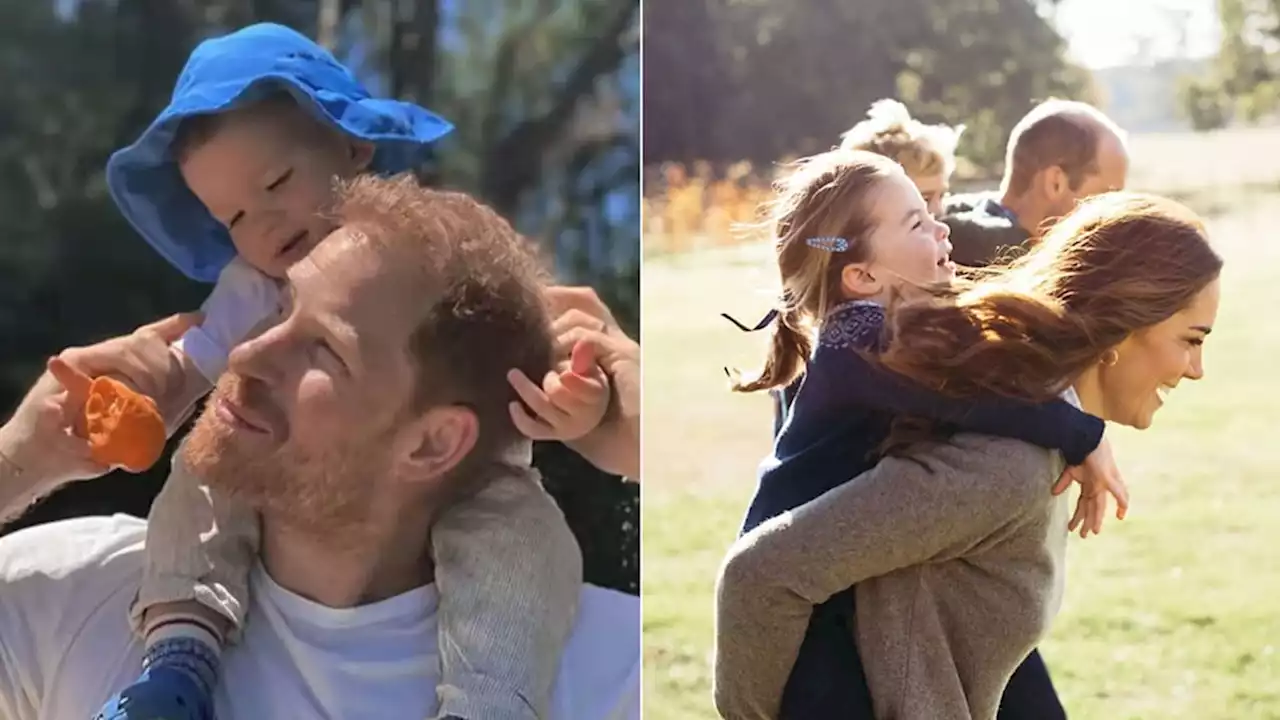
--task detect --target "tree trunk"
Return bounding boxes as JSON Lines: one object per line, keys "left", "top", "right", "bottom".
{"left": 480, "top": 0, "right": 639, "bottom": 217}
{"left": 387, "top": 0, "right": 439, "bottom": 103}
{"left": 385, "top": 0, "right": 440, "bottom": 183}
{"left": 317, "top": 0, "right": 342, "bottom": 49}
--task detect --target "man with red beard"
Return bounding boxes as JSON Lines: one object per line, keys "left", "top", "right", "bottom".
{"left": 0, "top": 175, "right": 640, "bottom": 719}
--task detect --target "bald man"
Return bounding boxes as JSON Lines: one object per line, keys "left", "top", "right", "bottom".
{"left": 944, "top": 98, "right": 1129, "bottom": 267}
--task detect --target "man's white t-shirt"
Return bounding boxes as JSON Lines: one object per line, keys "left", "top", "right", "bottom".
{"left": 0, "top": 515, "right": 639, "bottom": 719}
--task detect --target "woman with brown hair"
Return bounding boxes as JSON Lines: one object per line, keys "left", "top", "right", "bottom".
{"left": 714, "top": 191, "right": 1222, "bottom": 720}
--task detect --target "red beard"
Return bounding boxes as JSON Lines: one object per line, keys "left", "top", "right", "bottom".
{"left": 182, "top": 373, "right": 386, "bottom": 535}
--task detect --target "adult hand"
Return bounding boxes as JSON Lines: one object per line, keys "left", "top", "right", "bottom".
{"left": 543, "top": 286, "right": 639, "bottom": 480}
{"left": 0, "top": 312, "right": 200, "bottom": 492}
{"left": 0, "top": 368, "right": 104, "bottom": 495}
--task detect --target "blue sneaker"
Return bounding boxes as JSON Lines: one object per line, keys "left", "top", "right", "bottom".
{"left": 93, "top": 663, "right": 215, "bottom": 720}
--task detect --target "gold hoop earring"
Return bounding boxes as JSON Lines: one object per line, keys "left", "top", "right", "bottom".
{"left": 1101, "top": 349, "right": 1120, "bottom": 367}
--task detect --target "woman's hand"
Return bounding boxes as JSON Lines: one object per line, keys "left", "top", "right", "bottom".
{"left": 1052, "top": 437, "right": 1129, "bottom": 538}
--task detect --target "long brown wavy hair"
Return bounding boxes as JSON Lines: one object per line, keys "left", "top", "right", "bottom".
{"left": 878, "top": 192, "right": 1221, "bottom": 447}
{"left": 731, "top": 149, "right": 902, "bottom": 393}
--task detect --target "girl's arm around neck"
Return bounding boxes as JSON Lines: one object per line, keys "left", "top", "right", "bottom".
{"left": 811, "top": 334, "right": 1104, "bottom": 464}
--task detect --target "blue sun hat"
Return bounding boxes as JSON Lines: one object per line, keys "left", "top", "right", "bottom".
{"left": 106, "top": 23, "right": 454, "bottom": 283}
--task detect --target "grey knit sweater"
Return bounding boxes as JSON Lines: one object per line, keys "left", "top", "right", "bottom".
{"left": 714, "top": 432, "right": 1069, "bottom": 720}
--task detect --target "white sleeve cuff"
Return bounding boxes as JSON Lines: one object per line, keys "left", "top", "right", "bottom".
{"left": 175, "top": 327, "right": 229, "bottom": 383}
{"left": 177, "top": 258, "right": 280, "bottom": 382}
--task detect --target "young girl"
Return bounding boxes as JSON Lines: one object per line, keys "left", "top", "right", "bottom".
{"left": 765, "top": 100, "right": 964, "bottom": 438}
{"left": 64, "top": 24, "right": 607, "bottom": 720}
{"left": 720, "top": 148, "right": 1125, "bottom": 718}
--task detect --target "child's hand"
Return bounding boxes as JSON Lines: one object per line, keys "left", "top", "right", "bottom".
{"left": 506, "top": 339, "right": 611, "bottom": 442}
{"left": 1052, "top": 437, "right": 1129, "bottom": 539}
{"left": 53, "top": 312, "right": 202, "bottom": 426}
{"left": 545, "top": 286, "right": 640, "bottom": 479}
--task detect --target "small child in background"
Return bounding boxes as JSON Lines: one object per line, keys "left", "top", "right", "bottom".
{"left": 58, "top": 23, "right": 606, "bottom": 720}
{"left": 839, "top": 98, "right": 965, "bottom": 217}
{"left": 722, "top": 148, "right": 1126, "bottom": 718}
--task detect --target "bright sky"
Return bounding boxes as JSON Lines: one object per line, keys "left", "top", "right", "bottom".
{"left": 1052, "top": 0, "right": 1220, "bottom": 68}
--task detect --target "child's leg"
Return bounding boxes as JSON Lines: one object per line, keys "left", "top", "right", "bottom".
{"left": 130, "top": 445, "right": 259, "bottom": 642}
{"left": 96, "top": 441, "right": 259, "bottom": 720}
{"left": 996, "top": 649, "right": 1067, "bottom": 720}
{"left": 432, "top": 460, "right": 583, "bottom": 720}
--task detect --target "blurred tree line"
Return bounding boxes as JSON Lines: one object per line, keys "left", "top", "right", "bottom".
{"left": 643, "top": 0, "right": 1093, "bottom": 175}
{"left": 1178, "top": 0, "right": 1280, "bottom": 131}
{"left": 0, "top": 0, "right": 639, "bottom": 594}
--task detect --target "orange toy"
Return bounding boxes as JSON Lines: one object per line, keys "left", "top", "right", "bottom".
{"left": 50, "top": 358, "right": 167, "bottom": 473}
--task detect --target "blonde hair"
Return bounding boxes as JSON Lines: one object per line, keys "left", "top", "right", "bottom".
{"left": 839, "top": 99, "right": 965, "bottom": 179}
{"left": 731, "top": 150, "right": 901, "bottom": 393}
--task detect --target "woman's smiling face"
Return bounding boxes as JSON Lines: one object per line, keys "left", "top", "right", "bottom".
{"left": 1092, "top": 277, "right": 1220, "bottom": 429}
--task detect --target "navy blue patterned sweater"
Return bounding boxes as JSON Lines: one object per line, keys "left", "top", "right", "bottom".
{"left": 742, "top": 300, "right": 1104, "bottom": 718}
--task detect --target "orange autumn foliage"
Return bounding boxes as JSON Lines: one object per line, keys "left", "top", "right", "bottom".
{"left": 643, "top": 161, "right": 775, "bottom": 254}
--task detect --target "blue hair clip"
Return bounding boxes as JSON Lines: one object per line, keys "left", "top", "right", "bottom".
{"left": 806, "top": 236, "right": 849, "bottom": 252}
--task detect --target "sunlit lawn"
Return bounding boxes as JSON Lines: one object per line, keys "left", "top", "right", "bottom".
{"left": 642, "top": 163, "right": 1280, "bottom": 719}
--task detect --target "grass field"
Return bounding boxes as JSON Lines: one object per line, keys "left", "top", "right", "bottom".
{"left": 641, "top": 131, "right": 1280, "bottom": 719}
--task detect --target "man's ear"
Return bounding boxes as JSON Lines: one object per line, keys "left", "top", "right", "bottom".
{"left": 393, "top": 405, "right": 480, "bottom": 484}
{"left": 1042, "top": 165, "right": 1069, "bottom": 201}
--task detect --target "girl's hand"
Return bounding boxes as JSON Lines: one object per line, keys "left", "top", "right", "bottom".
{"left": 1052, "top": 437, "right": 1129, "bottom": 538}
{"left": 507, "top": 339, "right": 611, "bottom": 442}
